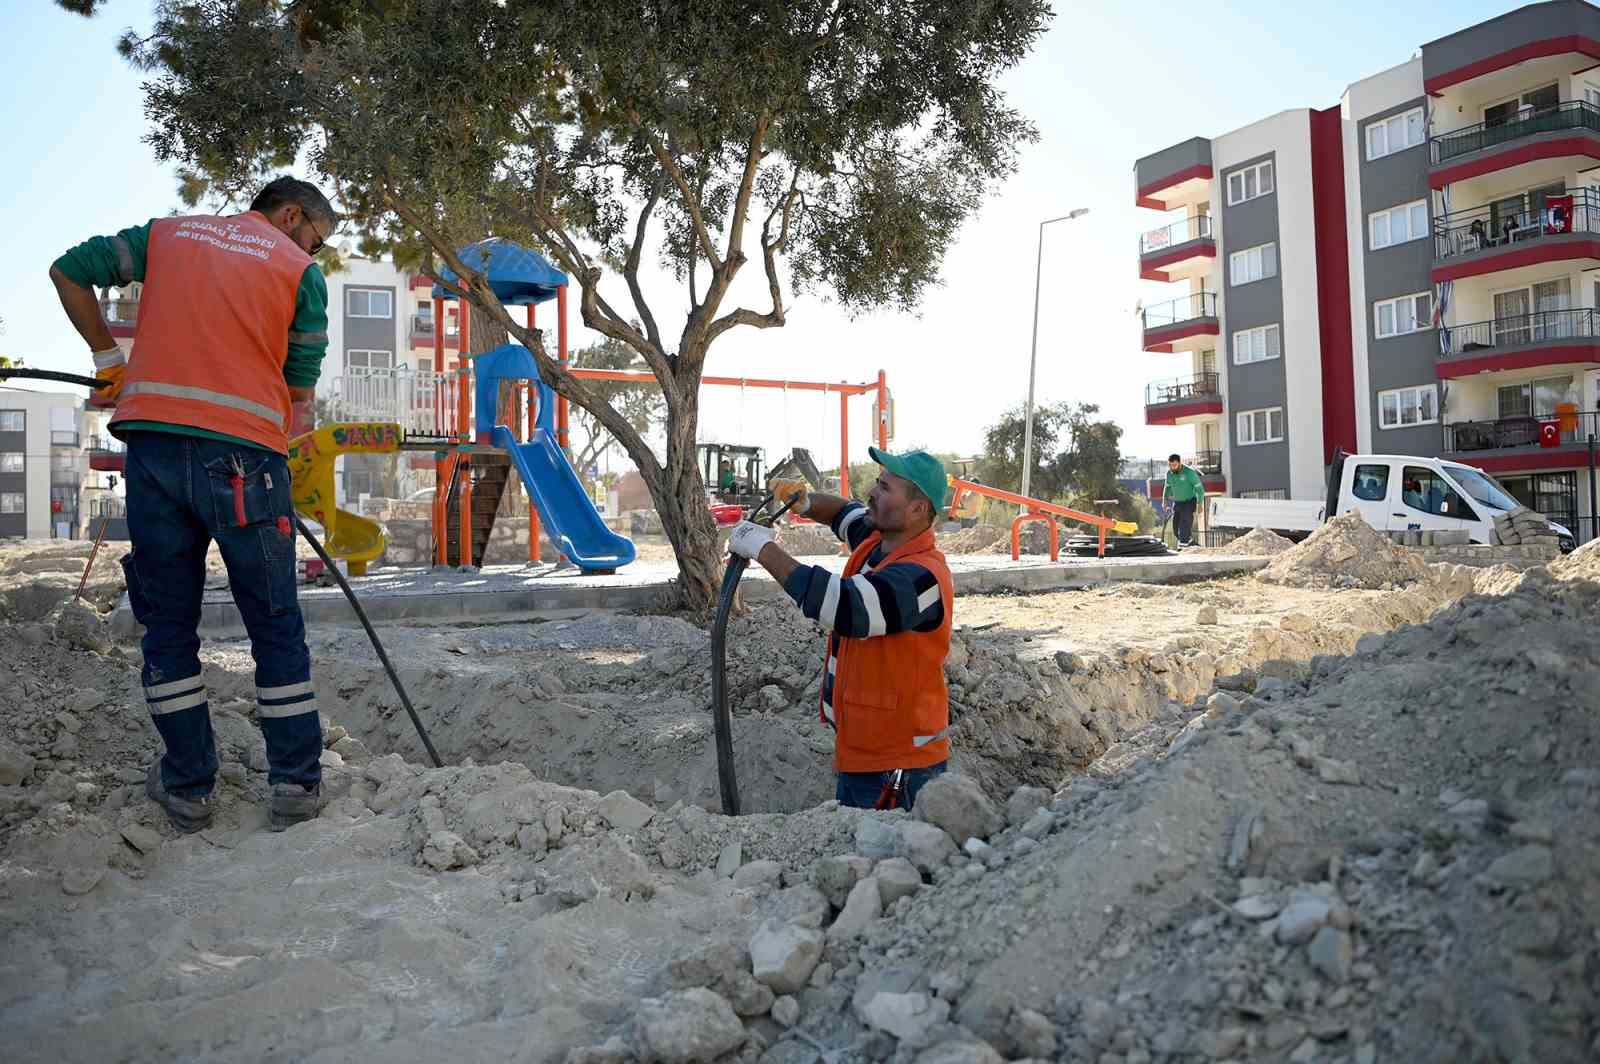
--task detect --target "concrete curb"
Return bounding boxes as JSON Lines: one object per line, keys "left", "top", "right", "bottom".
{"left": 110, "top": 554, "right": 1271, "bottom": 640}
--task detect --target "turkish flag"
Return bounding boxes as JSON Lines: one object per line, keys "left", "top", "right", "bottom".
{"left": 1539, "top": 420, "right": 1561, "bottom": 448}
{"left": 1545, "top": 195, "right": 1574, "bottom": 234}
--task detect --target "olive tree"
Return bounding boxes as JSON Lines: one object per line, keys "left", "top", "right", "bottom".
{"left": 80, "top": 0, "right": 1048, "bottom": 610}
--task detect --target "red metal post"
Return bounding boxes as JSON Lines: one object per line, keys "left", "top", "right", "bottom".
{"left": 458, "top": 305, "right": 474, "bottom": 567}
{"left": 838, "top": 389, "right": 851, "bottom": 499}
{"left": 876, "top": 369, "right": 888, "bottom": 450}
{"left": 432, "top": 293, "right": 447, "bottom": 565}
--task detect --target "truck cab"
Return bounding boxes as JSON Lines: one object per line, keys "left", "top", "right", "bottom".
{"left": 1208, "top": 452, "right": 1575, "bottom": 551}
{"left": 1331, "top": 453, "right": 1573, "bottom": 549}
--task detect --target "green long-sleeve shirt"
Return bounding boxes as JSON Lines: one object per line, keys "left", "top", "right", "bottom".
{"left": 1164, "top": 464, "right": 1206, "bottom": 503}
{"left": 54, "top": 217, "right": 328, "bottom": 450}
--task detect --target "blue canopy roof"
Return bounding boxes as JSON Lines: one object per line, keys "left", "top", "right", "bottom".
{"left": 432, "top": 238, "right": 568, "bottom": 306}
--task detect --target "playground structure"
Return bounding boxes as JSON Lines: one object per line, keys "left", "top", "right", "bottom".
{"left": 946, "top": 476, "right": 1136, "bottom": 559}
{"left": 284, "top": 422, "right": 400, "bottom": 575}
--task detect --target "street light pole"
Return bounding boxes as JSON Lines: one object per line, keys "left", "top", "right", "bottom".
{"left": 1021, "top": 208, "right": 1089, "bottom": 501}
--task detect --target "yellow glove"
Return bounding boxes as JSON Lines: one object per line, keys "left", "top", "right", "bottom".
{"left": 89, "top": 347, "right": 126, "bottom": 408}
{"left": 769, "top": 478, "right": 811, "bottom": 515}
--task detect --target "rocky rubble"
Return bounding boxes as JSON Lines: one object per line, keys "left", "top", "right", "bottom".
{"left": 2, "top": 536, "right": 1598, "bottom": 1063}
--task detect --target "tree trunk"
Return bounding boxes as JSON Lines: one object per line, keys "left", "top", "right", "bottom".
{"left": 646, "top": 369, "right": 723, "bottom": 616}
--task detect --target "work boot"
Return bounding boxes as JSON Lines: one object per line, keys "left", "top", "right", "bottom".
{"left": 270, "top": 782, "right": 322, "bottom": 832}
{"left": 145, "top": 757, "right": 213, "bottom": 834}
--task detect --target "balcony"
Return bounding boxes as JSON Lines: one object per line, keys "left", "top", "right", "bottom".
{"left": 1442, "top": 410, "right": 1599, "bottom": 471}
{"left": 1135, "top": 137, "right": 1213, "bottom": 211}
{"left": 1141, "top": 292, "right": 1219, "bottom": 353}
{"left": 1138, "top": 216, "right": 1215, "bottom": 282}
{"left": 1437, "top": 308, "right": 1600, "bottom": 378}
{"left": 1430, "top": 100, "right": 1600, "bottom": 186}
{"left": 410, "top": 314, "right": 459, "bottom": 349}
{"left": 1144, "top": 372, "right": 1223, "bottom": 426}
{"left": 1192, "top": 450, "right": 1222, "bottom": 477}
{"left": 1432, "top": 188, "right": 1600, "bottom": 282}
{"left": 86, "top": 434, "right": 125, "bottom": 472}
{"left": 50, "top": 430, "right": 80, "bottom": 448}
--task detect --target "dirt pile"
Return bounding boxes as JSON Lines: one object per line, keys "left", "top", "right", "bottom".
{"left": 1259, "top": 512, "right": 1429, "bottom": 589}
{"left": 843, "top": 564, "right": 1600, "bottom": 1064}
{"left": 774, "top": 524, "right": 840, "bottom": 557}
{"left": 1208, "top": 526, "right": 1295, "bottom": 556}
{"left": 937, "top": 525, "right": 1010, "bottom": 554}
{"left": 1550, "top": 536, "right": 1600, "bottom": 582}
{"left": 0, "top": 540, "right": 125, "bottom": 620}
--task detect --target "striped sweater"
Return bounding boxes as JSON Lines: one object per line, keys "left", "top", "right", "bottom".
{"left": 782, "top": 503, "right": 945, "bottom": 723}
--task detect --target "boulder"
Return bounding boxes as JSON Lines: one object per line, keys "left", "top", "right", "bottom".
{"left": 597, "top": 790, "right": 656, "bottom": 832}
{"left": 0, "top": 739, "right": 34, "bottom": 787}
{"left": 634, "top": 987, "right": 744, "bottom": 1063}
{"left": 875, "top": 857, "right": 923, "bottom": 906}
{"left": 857, "top": 991, "right": 951, "bottom": 1045}
{"left": 914, "top": 774, "right": 1003, "bottom": 844}
{"left": 813, "top": 854, "right": 873, "bottom": 908}
{"left": 898, "top": 820, "right": 958, "bottom": 874}
{"left": 750, "top": 921, "right": 824, "bottom": 994}
{"left": 827, "top": 877, "right": 882, "bottom": 942}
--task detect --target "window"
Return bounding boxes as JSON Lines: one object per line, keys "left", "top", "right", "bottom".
{"left": 1400, "top": 466, "right": 1475, "bottom": 520}
{"left": 0, "top": 411, "right": 22, "bottom": 433}
{"left": 1351, "top": 463, "right": 1390, "bottom": 502}
{"left": 1229, "top": 242, "right": 1278, "bottom": 286}
{"left": 346, "top": 349, "right": 395, "bottom": 373}
{"left": 1226, "top": 160, "right": 1274, "bottom": 206}
{"left": 1374, "top": 292, "right": 1433, "bottom": 338}
{"left": 1484, "top": 83, "right": 1558, "bottom": 127}
{"left": 1236, "top": 407, "right": 1285, "bottom": 445}
{"left": 1369, "top": 200, "right": 1428, "bottom": 250}
{"left": 417, "top": 358, "right": 433, "bottom": 373}
{"left": 1378, "top": 385, "right": 1438, "bottom": 429}
{"left": 0, "top": 453, "right": 21, "bottom": 473}
{"left": 1498, "top": 375, "right": 1576, "bottom": 419}
{"left": 346, "top": 288, "right": 393, "bottom": 318}
{"left": 1232, "top": 324, "right": 1281, "bottom": 365}
{"left": 1365, "top": 106, "right": 1426, "bottom": 161}
{"left": 0, "top": 492, "right": 22, "bottom": 514}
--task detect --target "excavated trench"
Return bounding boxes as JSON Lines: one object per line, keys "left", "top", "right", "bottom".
{"left": 188, "top": 565, "right": 1486, "bottom": 815}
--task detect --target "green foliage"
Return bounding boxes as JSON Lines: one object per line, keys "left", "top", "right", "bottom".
{"left": 978, "top": 401, "right": 1145, "bottom": 523}
{"left": 77, "top": 0, "right": 1051, "bottom": 602}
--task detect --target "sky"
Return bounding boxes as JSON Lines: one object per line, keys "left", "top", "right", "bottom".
{"left": 1, "top": 0, "right": 1525, "bottom": 473}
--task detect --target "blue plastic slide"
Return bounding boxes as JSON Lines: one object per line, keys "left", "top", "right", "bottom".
{"left": 474, "top": 343, "right": 635, "bottom": 572}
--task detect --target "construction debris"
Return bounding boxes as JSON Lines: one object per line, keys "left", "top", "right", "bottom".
{"left": 1490, "top": 505, "right": 1562, "bottom": 548}
{"left": 1, "top": 531, "right": 1597, "bottom": 1063}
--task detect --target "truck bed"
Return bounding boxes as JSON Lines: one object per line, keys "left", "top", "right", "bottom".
{"left": 1208, "top": 497, "right": 1326, "bottom": 533}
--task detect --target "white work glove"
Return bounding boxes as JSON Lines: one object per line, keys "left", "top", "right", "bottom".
{"left": 727, "top": 520, "right": 775, "bottom": 560}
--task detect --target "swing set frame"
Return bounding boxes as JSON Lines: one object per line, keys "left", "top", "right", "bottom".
{"left": 566, "top": 367, "right": 891, "bottom": 497}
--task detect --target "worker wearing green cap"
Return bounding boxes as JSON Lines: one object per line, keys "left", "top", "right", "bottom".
{"left": 729, "top": 447, "right": 955, "bottom": 810}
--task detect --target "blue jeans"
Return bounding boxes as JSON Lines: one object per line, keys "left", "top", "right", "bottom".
{"left": 121, "top": 431, "right": 320, "bottom": 798}
{"left": 836, "top": 761, "right": 947, "bottom": 811}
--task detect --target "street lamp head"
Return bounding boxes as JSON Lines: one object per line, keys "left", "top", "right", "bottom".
{"left": 1067, "top": 208, "right": 1089, "bottom": 220}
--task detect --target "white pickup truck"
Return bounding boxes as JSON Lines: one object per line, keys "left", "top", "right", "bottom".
{"left": 1207, "top": 452, "right": 1577, "bottom": 553}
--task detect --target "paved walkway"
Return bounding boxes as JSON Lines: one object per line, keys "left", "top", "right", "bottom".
{"left": 111, "top": 552, "right": 1270, "bottom": 637}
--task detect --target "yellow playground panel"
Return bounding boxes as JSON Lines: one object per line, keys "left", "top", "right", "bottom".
{"left": 286, "top": 422, "right": 403, "bottom": 576}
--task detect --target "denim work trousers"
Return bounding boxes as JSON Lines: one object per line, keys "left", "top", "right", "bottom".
{"left": 1172, "top": 498, "right": 1198, "bottom": 546}
{"left": 836, "top": 760, "right": 948, "bottom": 811}
{"left": 121, "top": 431, "right": 320, "bottom": 798}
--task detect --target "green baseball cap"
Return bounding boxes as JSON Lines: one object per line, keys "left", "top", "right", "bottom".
{"left": 868, "top": 446, "right": 950, "bottom": 514}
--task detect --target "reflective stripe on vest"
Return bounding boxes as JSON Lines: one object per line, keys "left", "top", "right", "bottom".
{"left": 120, "top": 381, "right": 286, "bottom": 427}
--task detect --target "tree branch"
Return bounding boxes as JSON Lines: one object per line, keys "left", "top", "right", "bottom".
{"left": 628, "top": 114, "right": 722, "bottom": 272}
{"left": 626, "top": 170, "right": 667, "bottom": 356}
{"left": 705, "top": 168, "right": 800, "bottom": 345}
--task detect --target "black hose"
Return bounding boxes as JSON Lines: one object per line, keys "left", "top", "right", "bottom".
{"left": 294, "top": 515, "right": 444, "bottom": 768}
{"left": 0, "top": 368, "right": 107, "bottom": 390}
{"left": 708, "top": 494, "right": 797, "bottom": 816}
{"left": 709, "top": 555, "right": 746, "bottom": 816}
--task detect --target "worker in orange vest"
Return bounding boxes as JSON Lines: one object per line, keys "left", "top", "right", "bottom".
{"left": 728, "top": 448, "right": 954, "bottom": 810}
{"left": 49, "top": 177, "right": 335, "bottom": 834}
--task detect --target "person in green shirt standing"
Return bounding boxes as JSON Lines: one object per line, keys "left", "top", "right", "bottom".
{"left": 1163, "top": 453, "right": 1206, "bottom": 548}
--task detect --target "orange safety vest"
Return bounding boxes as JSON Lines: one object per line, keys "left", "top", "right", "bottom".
{"left": 823, "top": 526, "right": 954, "bottom": 773}
{"left": 111, "top": 211, "right": 312, "bottom": 455}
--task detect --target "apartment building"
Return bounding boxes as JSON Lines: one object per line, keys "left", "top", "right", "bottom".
{"left": 0, "top": 388, "right": 104, "bottom": 540}
{"left": 1137, "top": 0, "right": 1600, "bottom": 538}
{"left": 104, "top": 251, "right": 458, "bottom": 502}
